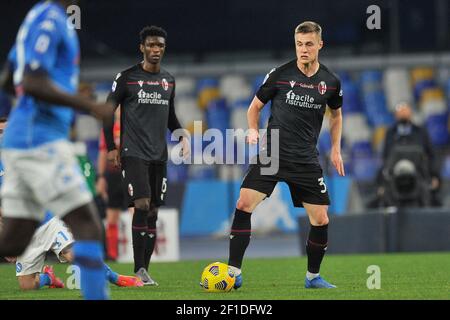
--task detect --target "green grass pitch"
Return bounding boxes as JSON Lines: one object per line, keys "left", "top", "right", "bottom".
{"left": 0, "top": 252, "right": 449, "bottom": 300}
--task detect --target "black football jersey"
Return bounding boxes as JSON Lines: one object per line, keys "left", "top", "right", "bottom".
{"left": 256, "top": 60, "right": 343, "bottom": 165}
{"left": 105, "top": 63, "right": 181, "bottom": 162}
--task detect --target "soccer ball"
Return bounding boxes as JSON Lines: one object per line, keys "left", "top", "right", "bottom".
{"left": 200, "top": 262, "right": 236, "bottom": 292}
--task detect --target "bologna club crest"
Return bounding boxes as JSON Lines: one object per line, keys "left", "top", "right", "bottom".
{"left": 318, "top": 81, "right": 327, "bottom": 95}
{"left": 161, "top": 78, "right": 169, "bottom": 91}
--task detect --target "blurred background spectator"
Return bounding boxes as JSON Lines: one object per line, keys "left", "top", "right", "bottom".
{"left": 371, "top": 102, "right": 441, "bottom": 208}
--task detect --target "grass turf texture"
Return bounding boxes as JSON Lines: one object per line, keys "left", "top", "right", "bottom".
{"left": 0, "top": 252, "right": 448, "bottom": 300}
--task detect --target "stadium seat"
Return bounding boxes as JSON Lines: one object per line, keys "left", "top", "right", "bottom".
{"left": 351, "top": 156, "right": 380, "bottom": 181}
{"left": 188, "top": 164, "right": 217, "bottom": 180}
{"left": 167, "top": 161, "right": 188, "bottom": 182}
{"left": 205, "top": 98, "right": 230, "bottom": 134}
{"left": 419, "top": 88, "right": 445, "bottom": 106}
{"left": 383, "top": 68, "right": 413, "bottom": 112}
{"left": 230, "top": 98, "right": 251, "bottom": 109}
{"left": 175, "top": 97, "right": 204, "bottom": 129}
{"left": 197, "top": 77, "right": 221, "bottom": 109}
{"left": 413, "top": 79, "right": 437, "bottom": 102}
{"left": 341, "top": 79, "right": 363, "bottom": 114}
{"left": 219, "top": 74, "right": 252, "bottom": 104}
{"left": 252, "top": 75, "right": 266, "bottom": 94}
{"left": 411, "top": 67, "right": 434, "bottom": 85}
{"left": 440, "top": 155, "right": 450, "bottom": 179}
{"left": 425, "top": 113, "right": 449, "bottom": 145}
{"left": 318, "top": 130, "right": 332, "bottom": 155}
{"left": 175, "top": 77, "right": 196, "bottom": 97}
{"left": 231, "top": 108, "right": 248, "bottom": 131}
{"left": 372, "top": 126, "right": 387, "bottom": 153}
{"left": 360, "top": 70, "right": 383, "bottom": 94}
{"left": 351, "top": 140, "right": 373, "bottom": 158}
{"left": 343, "top": 113, "right": 371, "bottom": 145}
{"left": 421, "top": 99, "right": 447, "bottom": 118}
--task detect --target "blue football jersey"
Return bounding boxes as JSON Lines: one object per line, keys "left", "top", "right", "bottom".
{"left": 3, "top": 1, "right": 80, "bottom": 149}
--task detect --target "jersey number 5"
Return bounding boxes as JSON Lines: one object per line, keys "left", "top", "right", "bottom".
{"left": 318, "top": 177, "right": 327, "bottom": 194}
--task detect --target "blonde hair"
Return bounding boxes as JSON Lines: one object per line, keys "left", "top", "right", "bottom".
{"left": 295, "top": 21, "right": 322, "bottom": 39}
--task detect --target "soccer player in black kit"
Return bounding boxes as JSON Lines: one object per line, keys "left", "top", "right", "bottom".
{"left": 228, "top": 21, "right": 344, "bottom": 289}
{"left": 104, "top": 26, "right": 189, "bottom": 285}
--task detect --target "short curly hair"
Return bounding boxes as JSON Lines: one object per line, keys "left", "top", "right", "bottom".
{"left": 139, "top": 26, "right": 167, "bottom": 44}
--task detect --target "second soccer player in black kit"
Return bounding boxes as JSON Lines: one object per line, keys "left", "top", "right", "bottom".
{"left": 228, "top": 21, "right": 345, "bottom": 289}
{"left": 104, "top": 26, "right": 189, "bottom": 285}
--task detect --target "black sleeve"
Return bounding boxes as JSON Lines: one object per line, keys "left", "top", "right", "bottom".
{"left": 104, "top": 72, "right": 126, "bottom": 151}
{"left": 328, "top": 79, "right": 343, "bottom": 109}
{"left": 255, "top": 68, "right": 278, "bottom": 104}
{"left": 168, "top": 82, "right": 182, "bottom": 133}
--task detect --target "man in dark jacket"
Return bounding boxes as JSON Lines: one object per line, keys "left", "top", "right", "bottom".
{"left": 377, "top": 102, "right": 441, "bottom": 207}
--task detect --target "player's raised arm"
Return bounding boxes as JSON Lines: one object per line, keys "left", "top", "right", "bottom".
{"left": 329, "top": 107, "right": 344, "bottom": 176}
{"left": 22, "top": 73, "right": 113, "bottom": 121}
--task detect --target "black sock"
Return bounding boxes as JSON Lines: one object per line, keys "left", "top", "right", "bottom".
{"left": 132, "top": 208, "right": 148, "bottom": 273}
{"left": 144, "top": 215, "right": 157, "bottom": 271}
{"left": 228, "top": 209, "right": 252, "bottom": 269}
{"left": 306, "top": 224, "right": 328, "bottom": 274}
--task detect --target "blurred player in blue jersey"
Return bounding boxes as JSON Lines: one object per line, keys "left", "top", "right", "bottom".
{"left": 0, "top": 1, "right": 114, "bottom": 299}
{"left": 0, "top": 117, "right": 142, "bottom": 291}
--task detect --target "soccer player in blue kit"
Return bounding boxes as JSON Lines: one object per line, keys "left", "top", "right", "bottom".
{"left": 0, "top": 1, "right": 114, "bottom": 299}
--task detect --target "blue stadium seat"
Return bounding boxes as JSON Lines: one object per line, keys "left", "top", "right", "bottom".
{"left": 341, "top": 80, "right": 362, "bottom": 113}
{"left": 206, "top": 98, "right": 230, "bottom": 134}
{"left": 337, "top": 71, "right": 351, "bottom": 83}
{"left": 425, "top": 113, "right": 449, "bottom": 145}
{"left": 413, "top": 79, "right": 437, "bottom": 102}
{"left": 95, "top": 81, "right": 113, "bottom": 92}
{"left": 252, "top": 75, "right": 266, "bottom": 94}
{"left": 350, "top": 140, "right": 373, "bottom": 158}
{"left": 318, "top": 131, "right": 332, "bottom": 155}
{"left": 351, "top": 157, "right": 380, "bottom": 181}
{"left": 188, "top": 165, "right": 217, "bottom": 180}
{"left": 230, "top": 98, "right": 251, "bottom": 109}
{"left": 446, "top": 78, "right": 450, "bottom": 108}
{"left": 196, "top": 77, "right": 219, "bottom": 94}
{"left": 360, "top": 70, "right": 383, "bottom": 84}
{"left": 167, "top": 162, "right": 188, "bottom": 182}
{"left": 440, "top": 155, "right": 450, "bottom": 179}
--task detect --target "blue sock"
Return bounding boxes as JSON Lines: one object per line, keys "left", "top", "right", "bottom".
{"left": 73, "top": 241, "right": 109, "bottom": 300}
{"left": 104, "top": 263, "right": 119, "bottom": 284}
{"left": 39, "top": 274, "right": 51, "bottom": 288}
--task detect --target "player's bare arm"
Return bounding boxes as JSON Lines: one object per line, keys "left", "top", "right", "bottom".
{"left": 247, "top": 96, "right": 265, "bottom": 144}
{"left": 21, "top": 72, "right": 114, "bottom": 122}
{"left": 329, "top": 107, "right": 345, "bottom": 176}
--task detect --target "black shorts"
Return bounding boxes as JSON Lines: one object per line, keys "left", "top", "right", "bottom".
{"left": 241, "top": 161, "right": 330, "bottom": 208}
{"left": 121, "top": 156, "right": 167, "bottom": 207}
{"left": 105, "top": 170, "right": 128, "bottom": 210}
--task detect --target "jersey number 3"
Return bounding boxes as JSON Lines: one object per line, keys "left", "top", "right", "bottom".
{"left": 318, "top": 177, "right": 327, "bottom": 194}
